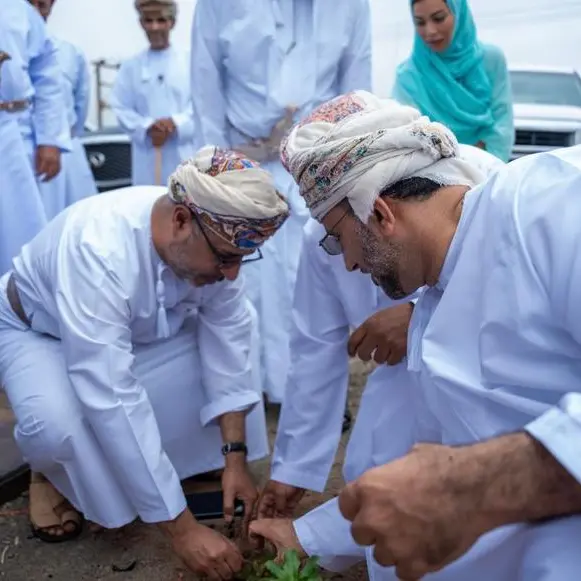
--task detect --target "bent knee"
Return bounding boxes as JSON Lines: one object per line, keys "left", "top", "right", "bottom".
{"left": 14, "top": 400, "right": 82, "bottom": 468}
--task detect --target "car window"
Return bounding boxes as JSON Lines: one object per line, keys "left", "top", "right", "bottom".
{"left": 510, "top": 71, "right": 581, "bottom": 107}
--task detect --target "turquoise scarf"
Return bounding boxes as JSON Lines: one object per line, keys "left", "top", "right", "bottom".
{"left": 393, "top": 0, "right": 494, "bottom": 146}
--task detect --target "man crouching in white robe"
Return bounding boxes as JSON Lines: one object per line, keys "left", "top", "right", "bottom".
{"left": 251, "top": 92, "right": 581, "bottom": 580}
{"left": 0, "top": 146, "right": 289, "bottom": 579}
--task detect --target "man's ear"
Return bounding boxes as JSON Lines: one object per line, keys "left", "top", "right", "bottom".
{"left": 370, "top": 197, "right": 396, "bottom": 237}
{"left": 172, "top": 205, "right": 193, "bottom": 239}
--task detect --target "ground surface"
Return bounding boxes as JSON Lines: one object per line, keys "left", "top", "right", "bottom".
{"left": 0, "top": 362, "right": 372, "bottom": 581}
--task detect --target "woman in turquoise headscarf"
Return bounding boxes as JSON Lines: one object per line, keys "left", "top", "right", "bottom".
{"left": 392, "top": 0, "right": 514, "bottom": 161}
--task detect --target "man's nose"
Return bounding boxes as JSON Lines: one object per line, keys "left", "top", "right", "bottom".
{"left": 221, "top": 263, "right": 242, "bottom": 281}
{"left": 343, "top": 254, "right": 359, "bottom": 273}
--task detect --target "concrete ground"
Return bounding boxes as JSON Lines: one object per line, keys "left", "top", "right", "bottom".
{"left": 0, "top": 362, "right": 372, "bottom": 581}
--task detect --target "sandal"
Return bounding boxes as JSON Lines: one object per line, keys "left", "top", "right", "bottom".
{"left": 29, "top": 475, "right": 84, "bottom": 543}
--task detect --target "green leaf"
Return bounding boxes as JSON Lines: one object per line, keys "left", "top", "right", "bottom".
{"left": 299, "top": 557, "right": 320, "bottom": 580}
{"left": 265, "top": 561, "right": 285, "bottom": 578}
{"left": 283, "top": 550, "right": 301, "bottom": 573}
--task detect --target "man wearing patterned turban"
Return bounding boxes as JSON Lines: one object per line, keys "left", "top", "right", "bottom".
{"left": 0, "top": 147, "right": 288, "bottom": 579}
{"left": 251, "top": 91, "right": 581, "bottom": 580}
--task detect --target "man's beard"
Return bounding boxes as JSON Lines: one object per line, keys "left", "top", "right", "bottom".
{"left": 357, "top": 222, "right": 409, "bottom": 300}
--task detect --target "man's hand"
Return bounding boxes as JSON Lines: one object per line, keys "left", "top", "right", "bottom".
{"left": 148, "top": 118, "right": 176, "bottom": 148}
{"left": 157, "top": 117, "right": 177, "bottom": 135}
{"left": 35, "top": 145, "right": 61, "bottom": 182}
{"left": 348, "top": 303, "right": 414, "bottom": 365}
{"left": 338, "top": 443, "right": 490, "bottom": 581}
{"left": 249, "top": 518, "right": 306, "bottom": 561}
{"left": 257, "top": 480, "right": 305, "bottom": 519}
{"left": 174, "top": 522, "right": 244, "bottom": 580}
{"left": 222, "top": 457, "right": 258, "bottom": 532}
{"left": 160, "top": 509, "right": 243, "bottom": 580}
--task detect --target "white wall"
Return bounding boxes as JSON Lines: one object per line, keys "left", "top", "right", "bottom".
{"left": 48, "top": 0, "right": 581, "bottom": 127}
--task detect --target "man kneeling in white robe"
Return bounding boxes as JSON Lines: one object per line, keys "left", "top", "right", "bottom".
{"left": 251, "top": 92, "right": 581, "bottom": 580}
{"left": 0, "top": 146, "right": 289, "bottom": 579}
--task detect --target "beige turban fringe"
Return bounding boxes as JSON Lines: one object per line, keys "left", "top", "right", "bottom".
{"left": 135, "top": 0, "right": 177, "bottom": 18}
{"left": 167, "top": 146, "right": 290, "bottom": 249}
{"left": 280, "top": 90, "right": 489, "bottom": 223}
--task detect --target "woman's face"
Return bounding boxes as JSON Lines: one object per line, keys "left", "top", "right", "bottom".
{"left": 412, "top": 0, "right": 455, "bottom": 53}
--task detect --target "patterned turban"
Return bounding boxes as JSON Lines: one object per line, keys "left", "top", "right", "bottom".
{"left": 135, "top": 0, "right": 177, "bottom": 18}
{"left": 168, "top": 146, "right": 290, "bottom": 249}
{"left": 281, "top": 90, "right": 488, "bottom": 223}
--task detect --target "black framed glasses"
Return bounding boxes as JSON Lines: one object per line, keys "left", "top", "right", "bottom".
{"left": 319, "top": 210, "right": 349, "bottom": 256}
{"left": 191, "top": 211, "right": 263, "bottom": 267}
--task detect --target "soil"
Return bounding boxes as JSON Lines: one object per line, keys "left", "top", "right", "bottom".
{"left": 0, "top": 361, "right": 372, "bottom": 581}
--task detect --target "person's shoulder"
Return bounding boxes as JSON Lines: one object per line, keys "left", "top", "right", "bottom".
{"left": 62, "top": 187, "right": 159, "bottom": 270}
{"left": 486, "top": 148, "right": 581, "bottom": 231}
{"left": 481, "top": 43, "right": 508, "bottom": 71}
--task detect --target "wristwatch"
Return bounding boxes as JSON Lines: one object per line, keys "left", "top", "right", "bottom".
{"left": 221, "top": 442, "right": 248, "bottom": 456}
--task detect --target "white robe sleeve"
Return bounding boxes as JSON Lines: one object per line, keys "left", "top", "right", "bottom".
{"left": 197, "top": 278, "right": 261, "bottom": 426}
{"left": 171, "top": 102, "right": 195, "bottom": 145}
{"left": 338, "top": 0, "right": 372, "bottom": 93}
{"left": 271, "top": 237, "right": 351, "bottom": 491}
{"left": 522, "top": 152, "right": 581, "bottom": 484}
{"left": 55, "top": 243, "right": 186, "bottom": 523}
{"left": 190, "top": 0, "right": 229, "bottom": 148}
{"left": 110, "top": 59, "right": 154, "bottom": 146}
{"left": 294, "top": 498, "right": 366, "bottom": 572}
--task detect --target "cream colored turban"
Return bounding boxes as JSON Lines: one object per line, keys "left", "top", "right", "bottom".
{"left": 281, "top": 90, "right": 489, "bottom": 223}
{"left": 168, "top": 146, "right": 290, "bottom": 249}
{"left": 135, "top": 0, "right": 177, "bottom": 18}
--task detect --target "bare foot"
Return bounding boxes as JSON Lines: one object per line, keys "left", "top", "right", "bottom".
{"left": 29, "top": 472, "right": 83, "bottom": 543}
{"left": 249, "top": 518, "right": 306, "bottom": 560}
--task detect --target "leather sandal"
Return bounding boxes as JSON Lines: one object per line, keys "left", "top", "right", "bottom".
{"left": 29, "top": 479, "right": 83, "bottom": 543}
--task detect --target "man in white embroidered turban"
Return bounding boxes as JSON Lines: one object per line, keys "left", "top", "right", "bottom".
{"left": 0, "top": 146, "right": 289, "bottom": 579}
{"left": 250, "top": 91, "right": 581, "bottom": 581}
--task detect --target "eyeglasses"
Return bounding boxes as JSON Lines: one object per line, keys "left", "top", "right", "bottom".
{"left": 319, "top": 210, "right": 349, "bottom": 256}
{"left": 191, "top": 212, "right": 263, "bottom": 268}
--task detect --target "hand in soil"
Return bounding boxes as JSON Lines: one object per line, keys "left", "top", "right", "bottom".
{"left": 222, "top": 463, "right": 259, "bottom": 533}
{"left": 257, "top": 481, "right": 305, "bottom": 519}
{"left": 172, "top": 521, "right": 243, "bottom": 580}
{"left": 248, "top": 519, "right": 306, "bottom": 562}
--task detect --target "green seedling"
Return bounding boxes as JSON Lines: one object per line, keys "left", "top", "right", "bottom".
{"left": 238, "top": 550, "right": 322, "bottom": 581}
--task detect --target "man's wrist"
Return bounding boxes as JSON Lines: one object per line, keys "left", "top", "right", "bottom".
{"left": 158, "top": 507, "right": 198, "bottom": 539}
{"left": 450, "top": 432, "right": 581, "bottom": 531}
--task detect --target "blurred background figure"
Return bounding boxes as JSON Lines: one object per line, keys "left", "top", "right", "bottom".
{"left": 0, "top": 0, "right": 67, "bottom": 274}
{"left": 29, "top": 0, "right": 98, "bottom": 212}
{"left": 190, "top": 0, "right": 372, "bottom": 406}
{"left": 111, "top": 0, "right": 195, "bottom": 187}
{"left": 2, "top": 0, "right": 70, "bottom": 221}
{"left": 392, "top": 0, "right": 514, "bottom": 161}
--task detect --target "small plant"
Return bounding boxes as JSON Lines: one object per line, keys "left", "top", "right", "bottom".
{"left": 238, "top": 550, "right": 322, "bottom": 581}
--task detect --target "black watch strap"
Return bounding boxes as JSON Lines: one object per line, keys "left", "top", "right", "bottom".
{"left": 221, "top": 442, "right": 248, "bottom": 456}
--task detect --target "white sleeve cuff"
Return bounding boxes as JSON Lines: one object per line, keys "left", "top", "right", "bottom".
{"left": 293, "top": 498, "right": 366, "bottom": 572}
{"left": 270, "top": 465, "right": 328, "bottom": 493}
{"left": 200, "top": 391, "right": 260, "bottom": 427}
{"left": 525, "top": 403, "right": 581, "bottom": 485}
{"left": 137, "top": 479, "right": 188, "bottom": 524}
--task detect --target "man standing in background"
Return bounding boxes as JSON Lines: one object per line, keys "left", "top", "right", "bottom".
{"left": 190, "top": 0, "right": 372, "bottom": 406}
{"left": 111, "top": 0, "right": 196, "bottom": 187}
{"left": 0, "top": 0, "right": 67, "bottom": 273}
{"left": 29, "top": 0, "right": 98, "bottom": 213}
